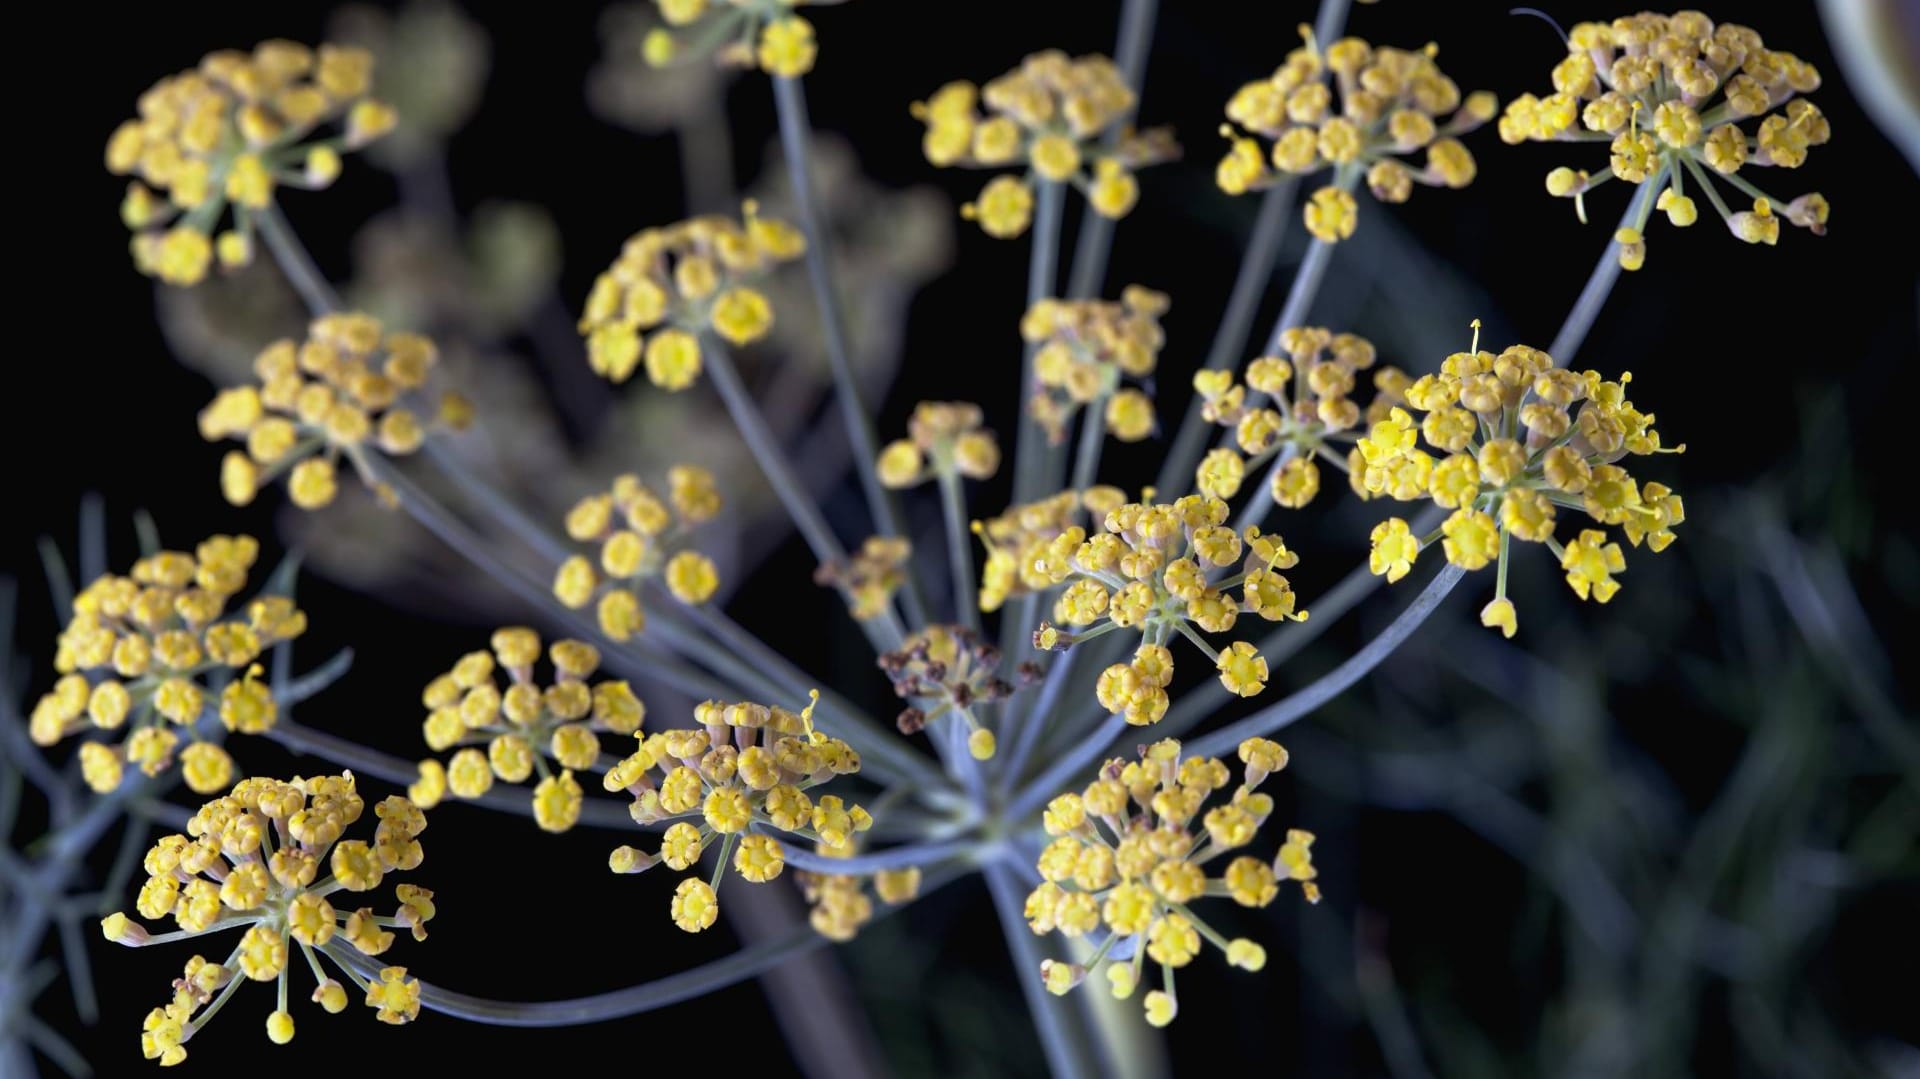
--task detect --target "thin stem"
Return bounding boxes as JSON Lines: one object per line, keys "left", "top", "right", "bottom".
{"left": 983, "top": 861, "right": 1098, "bottom": 1078}
{"left": 1068, "top": 401, "right": 1107, "bottom": 494}
{"left": 1548, "top": 166, "right": 1666, "bottom": 362}
{"left": 1062, "top": 0, "right": 1160, "bottom": 301}
{"left": 937, "top": 471, "right": 979, "bottom": 632}
{"left": 1185, "top": 563, "right": 1466, "bottom": 759}
{"left": 772, "top": 75, "right": 929, "bottom": 629}
{"left": 775, "top": 835, "right": 984, "bottom": 876}
{"left": 1010, "top": 181, "right": 1068, "bottom": 506}
{"left": 255, "top": 204, "right": 342, "bottom": 314}
{"left": 700, "top": 339, "right": 845, "bottom": 572}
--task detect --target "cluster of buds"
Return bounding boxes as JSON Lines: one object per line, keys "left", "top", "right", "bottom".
{"left": 1359, "top": 324, "right": 1685, "bottom": 636}
{"left": 1499, "top": 12, "right": 1828, "bottom": 268}
{"left": 1025, "top": 738, "right": 1318, "bottom": 1027}
{"left": 641, "top": 0, "right": 821, "bottom": 78}
{"left": 974, "top": 487, "right": 1127, "bottom": 613}
{"left": 796, "top": 858, "right": 924, "bottom": 942}
{"left": 578, "top": 203, "right": 806, "bottom": 390}
{"left": 1190, "top": 327, "right": 1409, "bottom": 506}
{"left": 1218, "top": 28, "right": 1495, "bottom": 242}
{"left": 101, "top": 773, "right": 431, "bottom": 1064}
{"left": 408, "top": 628, "right": 646, "bottom": 832}
{"left": 1023, "top": 286, "right": 1171, "bottom": 445}
{"left": 914, "top": 50, "right": 1179, "bottom": 238}
{"left": 552, "top": 466, "right": 725, "bottom": 641}
{"left": 605, "top": 692, "right": 874, "bottom": 932}
{"left": 29, "top": 535, "right": 305, "bottom": 794}
{"left": 876, "top": 401, "right": 1002, "bottom": 489}
{"left": 814, "top": 535, "right": 912, "bottom": 622}
{"left": 879, "top": 625, "right": 1029, "bottom": 760}
{"left": 1029, "top": 496, "right": 1309, "bottom": 719}
{"left": 199, "top": 314, "right": 472, "bottom": 511}
{"left": 106, "top": 39, "right": 396, "bottom": 286}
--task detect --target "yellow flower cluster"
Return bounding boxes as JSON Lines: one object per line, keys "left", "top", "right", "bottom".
{"left": 642, "top": 0, "right": 821, "bottom": 79}
{"left": 408, "top": 628, "right": 646, "bottom": 832}
{"left": 1499, "top": 12, "right": 1829, "bottom": 268}
{"left": 605, "top": 692, "right": 873, "bottom": 932}
{"left": 796, "top": 855, "right": 924, "bottom": 941}
{"left": 1024, "top": 738, "right": 1317, "bottom": 1027}
{"left": 106, "top": 40, "right": 395, "bottom": 286}
{"left": 577, "top": 203, "right": 805, "bottom": 390}
{"left": 1358, "top": 327, "right": 1685, "bottom": 636}
{"left": 974, "top": 487, "right": 1127, "bottom": 613}
{"left": 1023, "top": 286, "right": 1170, "bottom": 445}
{"left": 199, "top": 314, "right": 473, "bottom": 512}
{"left": 101, "top": 773, "right": 430, "bottom": 1064}
{"left": 879, "top": 625, "right": 1022, "bottom": 760}
{"left": 914, "top": 51, "right": 1179, "bottom": 238}
{"left": 552, "top": 466, "right": 725, "bottom": 641}
{"left": 876, "top": 401, "right": 1002, "bottom": 489}
{"left": 1190, "top": 327, "right": 1409, "bottom": 506}
{"left": 1030, "top": 496, "right": 1309, "bottom": 718}
{"left": 1218, "top": 28, "right": 1495, "bottom": 242}
{"left": 29, "top": 535, "right": 304, "bottom": 794}
{"left": 814, "top": 535, "right": 912, "bottom": 621}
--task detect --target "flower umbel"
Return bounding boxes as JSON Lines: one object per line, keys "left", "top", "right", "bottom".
{"left": 876, "top": 402, "right": 1001, "bottom": 490}
{"left": 1361, "top": 322, "right": 1686, "bottom": 635}
{"left": 879, "top": 624, "right": 1026, "bottom": 759}
{"left": 198, "top": 314, "right": 472, "bottom": 512}
{"left": 604, "top": 691, "right": 874, "bottom": 931}
{"left": 1500, "top": 12, "right": 1829, "bottom": 268}
{"left": 577, "top": 203, "right": 805, "bottom": 389}
{"left": 411, "top": 628, "right": 647, "bottom": 831}
{"left": 552, "top": 465, "right": 725, "bottom": 640}
{"left": 814, "top": 535, "right": 913, "bottom": 622}
{"left": 1023, "top": 286, "right": 1171, "bottom": 446}
{"left": 1217, "top": 28, "right": 1495, "bottom": 241}
{"left": 107, "top": 40, "right": 396, "bottom": 286}
{"left": 915, "top": 51, "right": 1179, "bottom": 238}
{"left": 101, "top": 773, "right": 430, "bottom": 1065}
{"left": 641, "top": 0, "right": 824, "bottom": 79}
{"left": 1024, "top": 738, "right": 1317, "bottom": 1027}
{"left": 30, "top": 535, "right": 305, "bottom": 794}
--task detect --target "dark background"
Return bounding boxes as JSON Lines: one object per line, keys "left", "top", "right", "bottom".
{"left": 10, "top": 1, "right": 1917, "bottom": 1076}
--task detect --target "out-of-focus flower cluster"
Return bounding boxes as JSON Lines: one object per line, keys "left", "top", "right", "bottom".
{"left": 1029, "top": 498, "right": 1309, "bottom": 719}
{"left": 642, "top": 0, "right": 823, "bottom": 79}
{"left": 552, "top": 466, "right": 725, "bottom": 641}
{"left": 1022, "top": 286, "right": 1169, "bottom": 446}
{"left": 30, "top": 535, "right": 304, "bottom": 794}
{"left": 409, "top": 628, "right": 646, "bottom": 831}
{"left": 1357, "top": 330, "right": 1684, "bottom": 636}
{"left": 605, "top": 692, "right": 873, "bottom": 932}
{"left": 1024, "top": 738, "right": 1317, "bottom": 1027}
{"left": 100, "top": 773, "right": 430, "bottom": 1064}
{"left": 198, "top": 313, "right": 472, "bottom": 511}
{"left": 578, "top": 205, "right": 805, "bottom": 389}
{"left": 877, "top": 402, "right": 1002, "bottom": 489}
{"left": 796, "top": 859, "right": 923, "bottom": 942}
{"left": 1217, "top": 29, "right": 1495, "bottom": 242}
{"left": 1500, "top": 11, "right": 1828, "bottom": 268}
{"left": 880, "top": 624, "right": 1026, "bottom": 760}
{"left": 815, "top": 536, "right": 912, "bottom": 621}
{"left": 106, "top": 39, "right": 395, "bottom": 286}
{"left": 915, "top": 51, "right": 1178, "bottom": 238}
{"left": 1189, "top": 327, "right": 1408, "bottom": 506}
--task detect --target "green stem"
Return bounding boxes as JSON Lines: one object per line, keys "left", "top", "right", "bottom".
{"left": 937, "top": 471, "right": 980, "bottom": 632}
{"left": 255, "top": 203, "right": 341, "bottom": 314}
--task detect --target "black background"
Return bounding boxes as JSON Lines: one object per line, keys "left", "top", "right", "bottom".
{"left": 10, "top": 1, "right": 1917, "bottom": 1076}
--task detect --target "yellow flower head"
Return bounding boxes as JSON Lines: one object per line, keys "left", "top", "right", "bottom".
{"left": 1024, "top": 738, "right": 1316, "bottom": 1025}
{"left": 1218, "top": 28, "right": 1493, "bottom": 240}
{"left": 418, "top": 628, "right": 644, "bottom": 827}
{"left": 1024, "top": 286, "right": 1170, "bottom": 446}
{"left": 644, "top": 0, "right": 824, "bottom": 78}
{"left": 106, "top": 773, "right": 430, "bottom": 1063}
{"left": 1501, "top": 13, "right": 1829, "bottom": 268}
{"left": 31, "top": 534, "right": 306, "bottom": 791}
{"left": 578, "top": 202, "right": 804, "bottom": 389}
{"left": 553, "top": 465, "right": 725, "bottom": 637}
{"left": 917, "top": 51, "right": 1179, "bottom": 237}
{"left": 199, "top": 317, "right": 467, "bottom": 513}
{"left": 110, "top": 41, "right": 395, "bottom": 285}
{"left": 606, "top": 691, "right": 871, "bottom": 932}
